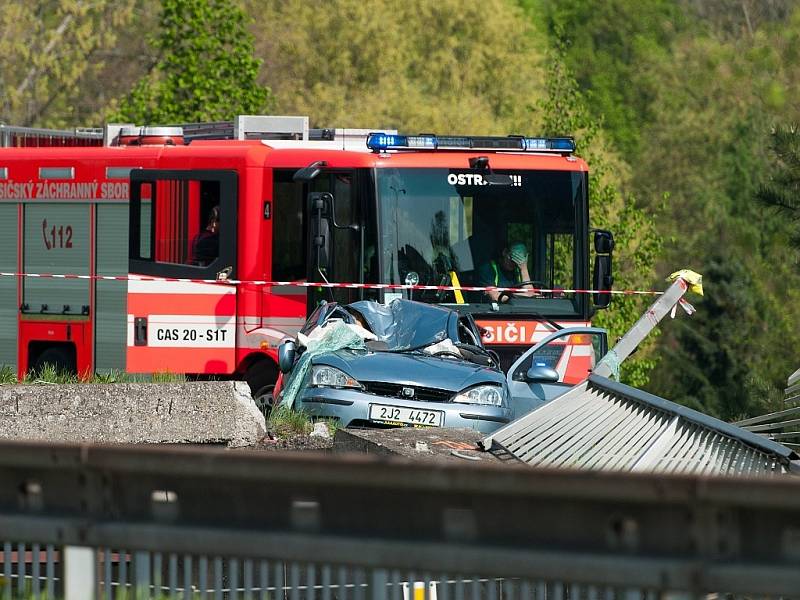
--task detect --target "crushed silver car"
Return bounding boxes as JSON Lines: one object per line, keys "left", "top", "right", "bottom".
{"left": 276, "top": 300, "right": 513, "bottom": 433}
{"left": 275, "top": 299, "right": 610, "bottom": 433}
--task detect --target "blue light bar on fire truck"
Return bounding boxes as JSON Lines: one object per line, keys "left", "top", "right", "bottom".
{"left": 365, "top": 133, "right": 576, "bottom": 154}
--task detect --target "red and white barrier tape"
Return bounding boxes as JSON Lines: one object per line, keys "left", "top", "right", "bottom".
{"left": 0, "top": 271, "right": 664, "bottom": 296}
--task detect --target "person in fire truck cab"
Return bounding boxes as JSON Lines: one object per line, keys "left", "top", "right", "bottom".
{"left": 477, "top": 242, "right": 535, "bottom": 303}
{"left": 191, "top": 205, "right": 219, "bottom": 266}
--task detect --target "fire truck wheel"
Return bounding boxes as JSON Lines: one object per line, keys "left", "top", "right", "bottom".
{"left": 32, "top": 347, "right": 75, "bottom": 375}
{"left": 245, "top": 362, "right": 278, "bottom": 415}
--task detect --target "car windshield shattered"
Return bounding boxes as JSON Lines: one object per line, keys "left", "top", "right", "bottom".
{"left": 347, "top": 300, "right": 454, "bottom": 351}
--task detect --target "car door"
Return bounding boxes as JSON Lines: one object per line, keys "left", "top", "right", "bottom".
{"left": 507, "top": 327, "right": 608, "bottom": 418}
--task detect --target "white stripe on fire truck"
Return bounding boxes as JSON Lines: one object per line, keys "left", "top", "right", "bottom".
{"left": 555, "top": 346, "right": 573, "bottom": 380}
{"left": 132, "top": 314, "right": 235, "bottom": 324}
{"left": 127, "top": 278, "right": 237, "bottom": 295}
{"left": 126, "top": 314, "right": 235, "bottom": 348}
{"left": 570, "top": 345, "right": 596, "bottom": 356}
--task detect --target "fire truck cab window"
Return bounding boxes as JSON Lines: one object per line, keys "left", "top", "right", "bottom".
{"left": 272, "top": 169, "right": 376, "bottom": 304}
{"left": 129, "top": 170, "right": 237, "bottom": 280}
{"left": 310, "top": 171, "right": 372, "bottom": 304}
{"left": 272, "top": 171, "right": 305, "bottom": 281}
{"left": 376, "top": 168, "right": 585, "bottom": 317}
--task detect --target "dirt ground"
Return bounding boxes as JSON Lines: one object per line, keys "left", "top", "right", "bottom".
{"left": 254, "top": 429, "right": 334, "bottom": 452}
{"left": 332, "top": 426, "right": 508, "bottom": 464}
{"left": 252, "top": 424, "right": 510, "bottom": 465}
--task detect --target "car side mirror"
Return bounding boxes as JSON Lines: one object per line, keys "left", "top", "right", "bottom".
{"left": 278, "top": 340, "right": 296, "bottom": 373}
{"left": 525, "top": 365, "right": 559, "bottom": 384}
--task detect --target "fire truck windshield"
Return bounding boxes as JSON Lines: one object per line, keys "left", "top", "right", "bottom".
{"left": 376, "top": 167, "right": 587, "bottom": 317}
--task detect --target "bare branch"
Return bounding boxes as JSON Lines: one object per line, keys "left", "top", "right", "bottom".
{"left": 741, "top": 0, "right": 754, "bottom": 38}
{"left": 15, "top": 6, "right": 81, "bottom": 98}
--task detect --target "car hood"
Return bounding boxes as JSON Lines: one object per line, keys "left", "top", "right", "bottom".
{"left": 314, "top": 350, "right": 505, "bottom": 392}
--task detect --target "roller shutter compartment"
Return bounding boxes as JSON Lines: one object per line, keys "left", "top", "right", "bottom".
{"left": 0, "top": 205, "right": 17, "bottom": 369}
{"left": 23, "top": 203, "right": 90, "bottom": 315}
{"left": 95, "top": 204, "right": 128, "bottom": 371}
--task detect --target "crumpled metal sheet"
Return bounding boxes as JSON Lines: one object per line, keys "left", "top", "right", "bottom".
{"left": 481, "top": 375, "right": 800, "bottom": 476}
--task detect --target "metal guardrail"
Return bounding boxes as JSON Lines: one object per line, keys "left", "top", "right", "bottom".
{"left": 0, "top": 440, "right": 799, "bottom": 598}
{"left": 0, "top": 124, "right": 103, "bottom": 147}
{"left": 785, "top": 368, "right": 800, "bottom": 407}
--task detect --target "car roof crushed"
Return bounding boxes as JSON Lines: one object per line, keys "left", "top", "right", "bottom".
{"left": 346, "top": 300, "right": 453, "bottom": 351}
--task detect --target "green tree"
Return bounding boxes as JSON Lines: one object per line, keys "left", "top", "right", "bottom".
{"left": 113, "top": 0, "right": 271, "bottom": 123}
{"left": 646, "top": 253, "right": 787, "bottom": 419}
{"left": 537, "top": 37, "right": 663, "bottom": 387}
{"left": 632, "top": 10, "right": 800, "bottom": 415}
{"left": 521, "top": 0, "right": 686, "bottom": 156}
{"left": 756, "top": 124, "right": 800, "bottom": 248}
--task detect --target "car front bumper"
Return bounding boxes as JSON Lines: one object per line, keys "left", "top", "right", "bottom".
{"left": 297, "top": 387, "right": 512, "bottom": 434}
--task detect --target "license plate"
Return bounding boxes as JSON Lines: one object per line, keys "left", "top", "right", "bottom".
{"left": 369, "top": 404, "right": 443, "bottom": 427}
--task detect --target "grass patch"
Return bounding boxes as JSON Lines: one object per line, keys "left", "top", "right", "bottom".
{"left": 90, "top": 369, "right": 132, "bottom": 384}
{"left": 23, "top": 364, "right": 80, "bottom": 384}
{"left": 318, "top": 417, "right": 340, "bottom": 436}
{"left": 267, "top": 404, "right": 313, "bottom": 437}
{"left": 0, "top": 366, "right": 189, "bottom": 385}
{"left": 0, "top": 366, "right": 16, "bottom": 384}
{"left": 151, "top": 371, "right": 187, "bottom": 383}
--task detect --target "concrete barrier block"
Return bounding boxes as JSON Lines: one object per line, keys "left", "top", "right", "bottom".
{"left": 0, "top": 381, "right": 265, "bottom": 447}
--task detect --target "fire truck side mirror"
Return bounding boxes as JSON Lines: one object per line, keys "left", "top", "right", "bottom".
{"left": 309, "top": 192, "right": 332, "bottom": 270}
{"left": 593, "top": 230, "right": 614, "bottom": 309}
{"left": 593, "top": 256, "right": 613, "bottom": 309}
{"left": 594, "top": 230, "right": 614, "bottom": 254}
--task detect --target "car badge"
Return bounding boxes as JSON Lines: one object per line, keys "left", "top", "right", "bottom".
{"left": 401, "top": 387, "right": 415, "bottom": 398}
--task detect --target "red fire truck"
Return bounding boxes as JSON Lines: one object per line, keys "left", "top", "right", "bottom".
{"left": 0, "top": 116, "right": 613, "bottom": 402}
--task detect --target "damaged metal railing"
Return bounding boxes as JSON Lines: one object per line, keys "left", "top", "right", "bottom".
{"left": 1, "top": 440, "right": 800, "bottom": 598}
{"left": 482, "top": 375, "right": 800, "bottom": 475}
{"left": 733, "top": 369, "right": 800, "bottom": 451}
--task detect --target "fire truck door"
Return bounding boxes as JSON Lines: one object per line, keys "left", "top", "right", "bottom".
{"left": 126, "top": 170, "right": 238, "bottom": 374}
{"left": 306, "top": 171, "right": 370, "bottom": 309}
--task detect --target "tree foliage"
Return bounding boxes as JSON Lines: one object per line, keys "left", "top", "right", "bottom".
{"left": 757, "top": 125, "right": 800, "bottom": 248}
{"left": 619, "top": 4, "right": 800, "bottom": 416}
{"left": 248, "top": 0, "right": 547, "bottom": 134}
{"left": 0, "top": 0, "right": 137, "bottom": 127}
{"left": 113, "top": 0, "right": 271, "bottom": 123}
{"left": 521, "top": 0, "right": 686, "bottom": 156}
{"left": 537, "top": 35, "right": 662, "bottom": 387}
{"left": 526, "top": 0, "right": 800, "bottom": 413}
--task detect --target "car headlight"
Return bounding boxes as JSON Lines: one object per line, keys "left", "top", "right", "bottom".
{"left": 452, "top": 384, "right": 506, "bottom": 407}
{"left": 310, "top": 365, "right": 361, "bottom": 389}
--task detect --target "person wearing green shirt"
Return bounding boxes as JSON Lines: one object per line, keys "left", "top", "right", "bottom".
{"left": 477, "top": 242, "right": 534, "bottom": 303}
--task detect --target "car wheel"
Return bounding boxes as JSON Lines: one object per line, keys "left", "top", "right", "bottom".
{"left": 245, "top": 361, "right": 278, "bottom": 416}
